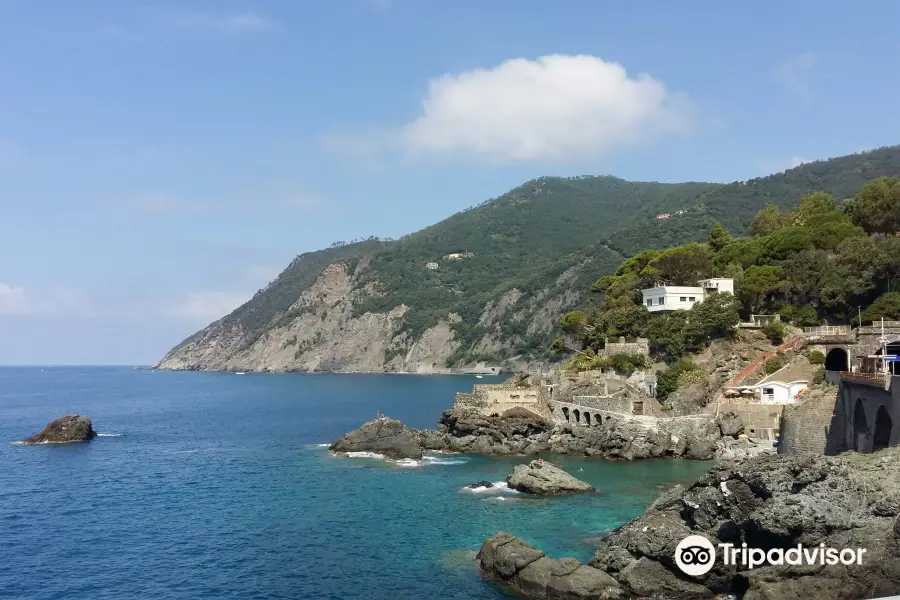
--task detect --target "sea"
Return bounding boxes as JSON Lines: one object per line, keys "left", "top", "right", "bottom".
{"left": 0, "top": 366, "right": 713, "bottom": 599}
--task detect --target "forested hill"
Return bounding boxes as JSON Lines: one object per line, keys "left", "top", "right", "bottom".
{"left": 157, "top": 145, "right": 900, "bottom": 374}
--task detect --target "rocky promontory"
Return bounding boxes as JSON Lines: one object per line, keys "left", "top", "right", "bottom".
{"left": 417, "top": 408, "right": 726, "bottom": 460}
{"left": 479, "top": 446, "right": 900, "bottom": 599}
{"left": 20, "top": 415, "right": 96, "bottom": 444}
{"left": 330, "top": 417, "right": 423, "bottom": 460}
{"left": 507, "top": 460, "right": 594, "bottom": 495}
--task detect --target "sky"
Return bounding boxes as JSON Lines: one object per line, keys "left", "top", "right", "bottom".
{"left": 3, "top": 0, "right": 900, "bottom": 365}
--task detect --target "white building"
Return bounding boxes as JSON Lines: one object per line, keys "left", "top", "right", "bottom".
{"left": 425, "top": 262, "right": 439, "bottom": 270}
{"left": 640, "top": 278, "right": 734, "bottom": 313}
{"left": 754, "top": 380, "right": 808, "bottom": 405}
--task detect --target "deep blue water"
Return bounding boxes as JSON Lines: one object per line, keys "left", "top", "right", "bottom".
{"left": 0, "top": 367, "right": 712, "bottom": 599}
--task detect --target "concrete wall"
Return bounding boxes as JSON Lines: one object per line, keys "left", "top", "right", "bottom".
{"left": 570, "top": 393, "right": 633, "bottom": 414}
{"left": 603, "top": 337, "right": 650, "bottom": 357}
{"left": 706, "top": 403, "right": 784, "bottom": 439}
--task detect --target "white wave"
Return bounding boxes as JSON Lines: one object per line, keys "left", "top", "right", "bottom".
{"left": 315, "top": 443, "right": 330, "bottom": 448}
{"left": 344, "top": 451, "right": 386, "bottom": 459}
{"left": 96, "top": 433, "right": 123, "bottom": 437}
{"left": 461, "top": 481, "right": 520, "bottom": 494}
{"left": 422, "top": 453, "right": 468, "bottom": 465}
{"left": 392, "top": 458, "right": 422, "bottom": 468}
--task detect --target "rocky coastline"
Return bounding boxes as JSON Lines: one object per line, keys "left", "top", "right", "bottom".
{"left": 20, "top": 415, "right": 96, "bottom": 444}
{"left": 478, "top": 447, "right": 900, "bottom": 600}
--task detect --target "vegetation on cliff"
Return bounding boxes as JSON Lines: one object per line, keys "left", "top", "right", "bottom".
{"left": 556, "top": 175, "right": 900, "bottom": 395}
{"left": 162, "top": 146, "right": 900, "bottom": 371}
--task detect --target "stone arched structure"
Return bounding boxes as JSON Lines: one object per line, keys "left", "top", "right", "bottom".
{"left": 584, "top": 412, "right": 592, "bottom": 426}
{"left": 874, "top": 406, "right": 893, "bottom": 451}
{"left": 853, "top": 398, "right": 868, "bottom": 452}
{"left": 826, "top": 347, "right": 850, "bottom": 372}
{"left": 573, "top": 409, "right": 581, "bottom": 424}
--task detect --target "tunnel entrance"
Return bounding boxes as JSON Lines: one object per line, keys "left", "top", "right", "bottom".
{"left": 874, "top": 406, "right": 893, "bottom": 452}
{"left": 825, "top": 348, "right": 849, "bottom": 372}
{"left": 853, "top": 399, "right": 869, "bottom": 452}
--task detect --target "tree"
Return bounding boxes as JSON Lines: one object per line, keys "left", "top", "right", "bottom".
{"left": 640, "top": 242, "right": 712, "bottom": 285}
{"left": 708, "top": 223, "right": 732, "bottom": 253}
{"left": 794, "top": 192, "right": 837, "bottom": 224}
{"left": 750, "top": 204, "right": 791, "bottom": 236}
{"left": 861, "top": 292, "right": 900, "bottom": 323}
{"left": 737, "top": 265, "right": 784, "bottom": 313}
{"left": 850, "top": 176, "right": 900, "bottom": 234}
{"left": 682, "top": 292, "right": 740, "bottom": 349}
{"left": 559, "top": 311, "right": 588, "bottom": 335}
{"left": 805, "top": 212, "right": 866, "bottom": 250}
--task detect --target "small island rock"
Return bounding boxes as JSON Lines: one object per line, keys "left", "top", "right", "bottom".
{"left": 21, "top": 415, "right": 97, "bottom": 444}
{"left": 506, "top": 460, "right": 594, "bottom": 495}
{"left": 330, "top": 417, "right": 423, "bottom": 460}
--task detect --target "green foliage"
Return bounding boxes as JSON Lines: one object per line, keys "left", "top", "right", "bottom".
{"left": 560, "top": 311, "right": 588, "bottom": 334}
{"left": 641, "top": 242, "right": 713, "bottom": 285}
{"left": 794, "top": 192, "right": 837, "bottom": 224}
{"left": 860, "top": 292, "right": 900, "bottom": 323}
{"left": 708, "top": 223, "right": 732, "bottom": 253}
{"left": 809, "top": 350, "right": 825, "bottom": 365}
{"left": 850, "top": 176, "right": 900, "bottom": 234}
{"left": 751, "top": 204, "right": 791, "bottom": 236}
{"left": 764, "top": 356, "right": 784, "bottom": 374}
{"left": 563, "top": 350, "right": 650, "bottom": 375}
{"left": 812, "top": 366, "right": 826, "bottom": 385}
{"left": 737, "top": 265, "right": 784, "bottom": 313}
{"left": 762, "top": 321, "right": 787, "bottom": 345}
{"left": 778, "top": 304, "right": 820, "bottom": 327}
{"left": 656, "top": 357, "right": 698, "bottom": 401}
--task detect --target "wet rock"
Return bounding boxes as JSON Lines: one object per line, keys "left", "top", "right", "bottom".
{"left": 20, "top": 415, "right": 96, "bottom": 444}
{"left": 506, "top": 460, "right": 594, "bottom": 495}
{"left": 330, "top": 417, "right": 423, "bottom": 459}
{"left": 716, "top": 410, "right": 744, "bottom": 437}
{"left": 477, "top": 532, "right": 622, "bottom": 600}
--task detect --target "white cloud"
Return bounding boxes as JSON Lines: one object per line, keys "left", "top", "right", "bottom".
{"left": 0, "top": 283, "right": 93, "bottom": 316}
{"left": 120, "top": 9, "right": 281, "bottom": 37}
{"left": 774, "top": 52, "right": 817, "bottom": 101}
{"left": 322, "top": 54, "right": 696, "bottom": 164}
{"left": 165, "top": 292, "right": 253, "bottom": 321}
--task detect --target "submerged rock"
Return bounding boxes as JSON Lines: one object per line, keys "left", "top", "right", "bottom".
{"left": 330, "top": 417, "right": 423, "bottom": 460}
{"left": 506, "top": 460, "right": 594, "bottom": 495}
{"left": 21, "top": 415, "right": 96, "bottom": 444}
{"left": 465, "top": 480, "right": 495, "bottom": 490}
{"left": 477, "top": 532, "right": 622, "bottom": 600}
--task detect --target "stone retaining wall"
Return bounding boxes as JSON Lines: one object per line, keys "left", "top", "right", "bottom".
{"left": 778, "top": 390, "right": 840, "bottom": 455}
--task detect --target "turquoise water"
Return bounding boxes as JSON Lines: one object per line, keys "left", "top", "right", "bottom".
{"left": 0, "top": 367, "right": 712, "bottom": 599}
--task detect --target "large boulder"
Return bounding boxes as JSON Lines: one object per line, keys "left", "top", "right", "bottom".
{"left": 506, "top": 460, "right": 594, "bottom": 495}
{"left": 477, "top": 532, "right": 622, "bottom": 600}
{"left": 715, "top": 409, "right": 744, "bottom": 437}
{"left": 330, "top": 417, "right": 423, "bottom": 459}
{"left": 21, "top": 415, "right": 96, "bottom": 444}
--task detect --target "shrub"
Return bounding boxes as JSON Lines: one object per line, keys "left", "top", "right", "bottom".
{"left": 808, "top": 350, "right": 825, "bottom": 365}
{"left": 812, "top": 367, "right": 826, "bottom": 385}
{"left": 762, "top": 321, "right": 787, "bottom": 345}
{"left": 656, "top": 357, "right": 699, "bottom": 401}
{"left": 764, "top": 356, "right": 784, "bottom": 374}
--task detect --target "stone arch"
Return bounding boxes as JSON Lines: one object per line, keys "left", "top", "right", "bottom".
{"left": 825, "top": 347, "right": 849, "bottom": 372}
{"left": 573, "top": 409, "right": 581, "bottom": 424}
{"left": 562, "top": 407, "right": 570, "bottom": 422}
{"left": 597, "top": 413, "right": 602, "bottom": 425}
{"left": 874, "top": 406, "right": 893, "bottom": 451}
{"left": 584, "top": 412, "right": 592, "bottom": 426}
{"left": 853, "top": 398, "right": 868, "bottom": 452}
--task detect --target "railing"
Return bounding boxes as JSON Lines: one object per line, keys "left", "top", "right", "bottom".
{"left": 840, "top": 371, "right": 889, "bottom": 386}
{"left": 803, "top": 325, "right": 852, "bottom": 336}
{"left": 724, "top": 335, "right": 804, "bottom": 388}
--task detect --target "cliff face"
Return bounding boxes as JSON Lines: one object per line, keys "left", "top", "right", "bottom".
{"left": 155, "top": 257, "right": 590, "bottom": 373}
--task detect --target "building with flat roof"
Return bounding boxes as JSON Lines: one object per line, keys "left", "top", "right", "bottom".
{"left": 640, "top": 278, "right": 734, "bottom": 313}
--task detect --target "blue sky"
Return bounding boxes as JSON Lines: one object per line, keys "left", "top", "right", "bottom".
{"left": 3, "top": 0, "right": 900, "bottom": 365}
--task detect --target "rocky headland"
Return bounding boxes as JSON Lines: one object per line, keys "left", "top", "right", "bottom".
{"left": 417, "top": 407, "right": 738, "bottom": 461}
{"left": 506, "top": 460, "right": 594, "bottom": 495}
{"left": 20, "top": 415, "right": 96, "bottom": 444}
{"left": 329, "top": 417, "right": 423, "bottom": 460}
{"left": 478, "top": 446, "right": 900, "bottom": 599}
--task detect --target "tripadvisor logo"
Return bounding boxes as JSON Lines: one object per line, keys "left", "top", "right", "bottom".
{"left": 674, "top": 535, "right": 868, "bottom": 577}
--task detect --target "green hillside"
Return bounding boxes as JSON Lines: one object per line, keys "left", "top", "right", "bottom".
{"left": 165, "top": 145, "right": 900, "bottom": 367}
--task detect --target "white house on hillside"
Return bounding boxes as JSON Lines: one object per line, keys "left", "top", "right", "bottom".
{"left": 754, "top": 380, "right": 808, "bottom": 404}
{"left": 640, "top": 278, "right": 734, "bottom": 313}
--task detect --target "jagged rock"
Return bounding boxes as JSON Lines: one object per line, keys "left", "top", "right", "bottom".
{"left": 417, "top": 408, "right": 724, "bottom": 461}
{"left": 20, "top": 415, "right": 96, "bottom": 444}
{"left": 506, "top": 460, "right": 594, "bottom": 495}
{"left": 477, "top": 533, "right": 622, "bottom": 600}
{"left": 330, "top": 417, "right": 423, "bottom": 459}
{"left": 465, "top": 481, "right": 494, "bottom": 489}
{"left": 584, "top": 446, "right": 900, "bottom": 598}
{"left": 716, "top": 410, "right": 744, "bottom": 437}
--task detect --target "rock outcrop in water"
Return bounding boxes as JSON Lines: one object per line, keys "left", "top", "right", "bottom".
{"left": 506, "top": 460, "right": 594, "bottom": 495}
{"left": 478, "top": 533, "right": 622, "bottom": 600}
{"left": 20, "top": 415, "right": 96, "bottom": 444}
{"left": 479, "top": 447, "right": 900, "bottom": 599}
{"left": 417, "top": 408, "right": 722, "bottom": 460}
{"left": 330, "top": 417, "right": 423, "bottom": 460}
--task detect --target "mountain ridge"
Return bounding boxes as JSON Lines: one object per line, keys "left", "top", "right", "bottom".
{"left": 156, "top": 145, "right": 900, "bottom": 373}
